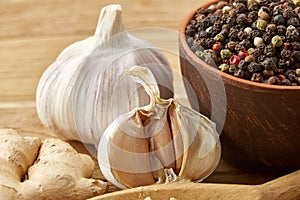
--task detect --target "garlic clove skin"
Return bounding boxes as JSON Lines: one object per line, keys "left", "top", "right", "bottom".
{"left": 98, "top": 110, "right": 156, "bottom": 189}
{"left": 168, "top": 103, "right": 184, "bottom": 174}
{"left": 36, "top": 4, "right": 173, "bottom": 145}
{"left": 171, "top": 102, "right": 221, "bottom": 181}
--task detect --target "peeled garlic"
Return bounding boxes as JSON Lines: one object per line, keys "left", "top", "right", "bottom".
{"left": 98, "top": 66, "right": 221, "bottom": 189}
{"left": 36, "top": 5, "right": 173, "bottom": 145}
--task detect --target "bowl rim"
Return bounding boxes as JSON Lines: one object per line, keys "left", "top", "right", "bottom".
{"left": 179, "top": 0, "right": 300, "bottom": 91}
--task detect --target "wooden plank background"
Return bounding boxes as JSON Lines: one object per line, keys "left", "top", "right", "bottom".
{"left": 0, "top": 0, "right": 202, "bottom": 102}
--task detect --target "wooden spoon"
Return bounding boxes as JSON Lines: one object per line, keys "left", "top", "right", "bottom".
{"left": 90, "top": 169, "right": 300, "bottom": 200}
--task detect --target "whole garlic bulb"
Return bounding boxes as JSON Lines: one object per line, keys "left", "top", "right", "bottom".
{"left": 98, "top": 66, "right": 221, "bottom": 189}
{"left": 36, "top": 4, "right": 173, "bottom": 145}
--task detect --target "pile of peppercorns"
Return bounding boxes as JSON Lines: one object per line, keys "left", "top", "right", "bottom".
{"left": 186, "top": 0, "right": 300, "bottom": 85}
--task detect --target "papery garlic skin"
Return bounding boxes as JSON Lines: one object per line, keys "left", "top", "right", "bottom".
{"left": 98, "top": 66, "right": 221, "bottom": 189}
{"left": 36, "top": 4, "right": 173, "bottom": 145}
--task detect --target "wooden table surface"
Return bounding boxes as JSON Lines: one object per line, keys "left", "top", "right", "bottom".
{"left": 0, "top": 0, "right": 299, "bottom": 198}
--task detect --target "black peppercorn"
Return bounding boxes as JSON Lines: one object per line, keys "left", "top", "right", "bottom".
{"left": 248, "top": 11, "right": 258, "bottom": 22}
{"left": 266, "top": 24, "right": 277, "bottom": 35}
{"left": 240, "top": 39, "right": 251, "bottom": 49}
{"left": 248, "top": 62, "right": 264, "bottom": 73}
{"left": 293, "top": 51, "right": 300, "bottom": 62}
{"left": 281, "top": 49, "right": 292, "bottom": 59}
{"left": 229, "top": 64, "right": 237, "bottom": 74}
{"left": 286, "top": 25, "right": 299, "bottom": 42}
{"left": 236, "top": 14, "right": 249, "bottom": 26}
{"left": 234, "top": 69, "right": 246, "bottom": 78}
{"left": 235, "top": 3, "right": 247, "bottom": 13}
{"left": 225, "top": 41, "right": 237, "bottom": 51}
{"left": 251, "top": 73, "right": 263, "bottom": 82}
{"left": 238, "top": 60, "right": 249, "bottom": 70}
{"left": 248, "top": 3, "right": 259, "bottom": 12}
{"left": 262, "top": 33, "right": 272, "bottom": 43}
{"left": 262, "top": 57, "right": 277, "bottom": 70}
{"left": 250, "top": 30, "right": 262, "bottom": 40}
{"left": 277, "top": 25, "right": 287, "bottom": 35}
{"left": 257, "top": 55, "right": 266, "bottom": 63}
{"left": 288, "top": 17, "right": 300, "bottom": 27}
{"left": 262, "top": 69, "right": 274, "bottom": 79}
{"left": 283, "top": 7, "right": 295, "bottom": 19}
{"left": 285, "top": 70, "right": 298, "bottom": 82}
{"left": 273, "top": 15, "right": 285, "bottom": 25}
{"left": 264, "top": 44, "right": 276, "bottom": 56}
{"left": 272, "top": 6, "right": 283, "bottom": 16}
{"left": 281, "top": 79, "right": 292, "bottom": 86}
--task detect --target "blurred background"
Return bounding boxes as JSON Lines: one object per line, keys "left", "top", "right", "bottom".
{"left": 0, "top": 0, "right": 203, "bottom": 103}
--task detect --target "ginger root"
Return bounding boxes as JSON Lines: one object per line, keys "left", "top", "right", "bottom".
{"left": 0, "top": 129, "right": 108, "bottom": 200}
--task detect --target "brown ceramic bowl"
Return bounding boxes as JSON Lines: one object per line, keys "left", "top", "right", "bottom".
{"left": 179, "top": 0, "right": 300, "bottom": 172}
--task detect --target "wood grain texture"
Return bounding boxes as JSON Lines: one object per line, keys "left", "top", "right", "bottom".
{"left": 0, "top": 0, "right": 201, "bottom": 102}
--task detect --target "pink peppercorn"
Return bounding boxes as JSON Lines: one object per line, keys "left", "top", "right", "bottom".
{"left": 238, "top": 50, "right": 248, "bottom": 59}
{"left": 229, "top": 55, "right": 241, "bottom": 65}
{"left": 277, "top": 74, "right": 286, "bottom": 80}
{"left": 212, "top": 42, "right": 221, "bottom": 51}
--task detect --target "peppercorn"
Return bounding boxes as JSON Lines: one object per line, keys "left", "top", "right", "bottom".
{"left": 294, "top": 51, "right": 300, "bottom": 62}
{"left": 296, "top": 68, "right": 300, "bottom": 76}
{"left": 236, "top": 14, "right": 249, "bottom": 25}
{"left": 257, "top": 54, "right": 266, "bottom": 63}
{"left": 292, "top": 42, "right": 300, "bottom": 50}
{"left": 272, "top": 6, "right": 283, "bottom": 16}
{"left": 252, "top": 48, "right": 262, "bottom": 58}
{"left": 288, "top": 17, "right": 300, "bottom": 27}
{"left": 281, "top": 79, "right": 292, "bottom": 86}
{"left": 267, "top": 76, "right": 281, "bottom": 85}
{"left": 254, "top": 37, "right": 264, "bottom": 47}
{"left": 281, "top": 49, "right": 292, "bottom": 59}
{"left": 250, "top": 30, "right": 262, "bottom": 39}
{"left": 262, "top": 33, "right": 272, "bottom": 43}
{"left": 218, "top": 63, "right": 230, "bottom": 72}
{"left": 244, "top": 27, "right": 253, "bottom": 35}
{"left": 228, "top": 29, "right": 239, "bottom": 40}
{"left": 248, "top": 62, "right": 263, "bottom": 72}
{"left": 259, "top": 12, "right": 271, "bottom": 22}
{"left": 234, "top": 69, "right": 245, "bottom": 78}
{"left": 264, "top": 44, "right": 276, "bottom": 56}
{"left": 214, "top": 33, "right": 225, "bottom": 41}
{"left": 245, "top": 55, "right": 256, "bottom": 63}
{"left": 277, "top": 25, "right": 286, "bottom": 35}
{"left": 240, "top": 39, "right": 251, "bottom": 49}
{"left": 204, "top": 49, "right": 218, "bottom": 65}
{"left": 230, "top": 55, "right": 241, "bottom": 65}
{"left": 222, "top": 6, "right": 232, "bottom": 14}
{"left": 225, "top": 41, "right": 237, "bottom": 51}
{"left": 263, "top": 57, "right": 277, "bottom": 70}
{"left": 262, "top": 69, "right": 274, "bottom": 79}
{"left": 248, "top": 11, "right": 258, "bottom": 21}
{"left": 238, "top": 49, "right": 249, "bottom": 59}
{"left": 286, "top": 25, "right": 299, "bottom": 42}
{"left": 238, "top": 31, "right": 247, "bottom": 40}
{"left": 229, "top": 64, "right": 238, "bottom": 74}
{"left": 234, "top": 43, "right": 245, "bottom": 53}
{"left": 266, "top": 24, "right": 277, "bottom": 34}
{"left": 271, "top": 35, "right": 283, "bottom": 47}
{"left": 283, "top": 7, "right": 295, "bottom": 19}
{"left": 235, "top": 3, "right": 247, "bottom": 13}
{"left": 195, "top": 50, "right": 204, "bottom": 58}
{"left": 273, "top": 15, "right": 285, "bottom": 25}
{"left": 285, "top": 70, "right": 298, "bottom": 82}
{"left": 238, "top": 60, "right": 249, "bottom": 70}
{"left": 251, "top": 73, "right": 263, "bottom": 82}
{"left": 220, "top": 49, "right": 233, "bottom": 59}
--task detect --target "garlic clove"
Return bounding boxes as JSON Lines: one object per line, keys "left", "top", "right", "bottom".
{"left": 173, "top": 102, "right": 221, "bottom": 181}
{"left": 98, "top": 110, "right": 155, "bottom": 189}
{"left": 168, "top": 103, "right": 184, "bottom": 174}
{"left": 148, "top": 112, "right": 176, "bottom": 170}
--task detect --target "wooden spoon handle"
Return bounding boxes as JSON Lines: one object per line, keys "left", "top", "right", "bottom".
{"left": 90, "top": 170, "right": 300, "bottom": 200}
{"left": 258, "top": 170, "right": 300, "bottom": 200}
